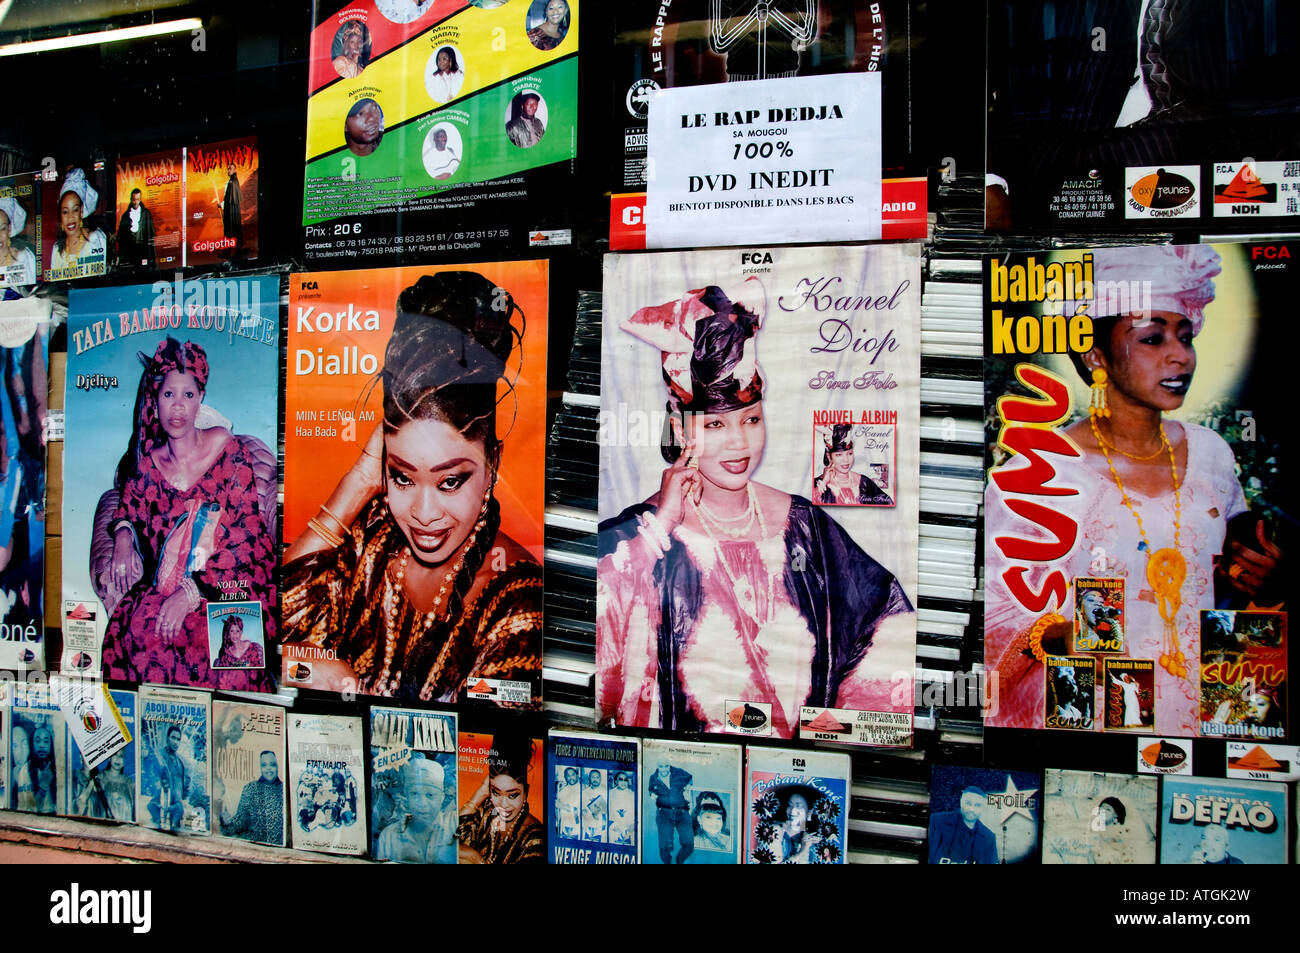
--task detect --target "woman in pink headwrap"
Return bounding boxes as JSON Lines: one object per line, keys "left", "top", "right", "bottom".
{"left": 102, "top": 337, "right": 276, "bottom": 690}
{"left": 987, "top": 245, "right": 1283, "bottom": 734}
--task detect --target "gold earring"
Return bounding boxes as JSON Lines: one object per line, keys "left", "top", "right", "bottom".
{"left": 1089, "top": 368, "right": 1110, "bottom": 419}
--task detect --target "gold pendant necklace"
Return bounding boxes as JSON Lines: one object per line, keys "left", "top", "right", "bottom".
{"left": 1089, "top": 418, "right": 1188, "bottom": 678}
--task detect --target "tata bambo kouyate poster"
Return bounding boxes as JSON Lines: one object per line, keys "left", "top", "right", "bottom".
{"left": 280, "top": 262, "right": 546, "bottom": 707}
{"left": 62, "top": 277, "right": 280, "bottom": 690}
{"left": 984, "top": 244, "right": 1294, "bottom": 741}
{"left": 597, "top": 244, "right": 920, "bottom": 743}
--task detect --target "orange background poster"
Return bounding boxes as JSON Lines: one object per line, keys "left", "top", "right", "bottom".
{"left": 284, "top": 260, "right": 547, "bottom": 562}
{"left": 458, "top": 731, "right": 545, "bottom": 824}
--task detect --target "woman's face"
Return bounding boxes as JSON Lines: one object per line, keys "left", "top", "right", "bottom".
{"left": 109, "top": 752, "right": 126, "bottom": 773}
{"left": 785, "top": 793, "right": 808, "bottom": 830}
{"left": 60, "top": 192, "right": 83, "bottom": 237}
{"left": 699, "top": 809, "right": 724, "bottom": 837}
{"left": 384, "top": 417, "right": 491, "bottom": 566}
{"left": 831, "top": 447, "right": 854, "bottom": 474}
{"left": 546, "top": 0, "right": 567, "bottom": 23}
{"left": 12, "top": 726, "right": 29, "bottom": 764}
{"left": 1099, "top": 311, "right": 1196, "bottom": 413}
{"left": 228, "top": 618, "right": 244, "bottom": 642}
{"left": 260, "top": 753, "right": 278, "bottom": 782}
{"left": 682, "top": 402, "right": 766, "bottom": 492}
{"left": 489, "top": 772, "right": 526, "bottom": 822}
{"left": 1097, "top": 803, "right": 1117, "bottom": 827}
{"left": 1246, "top": 693, "right": 1272, "bottom": 723}
{"left": 0, "top": 210, "right": 11, "bottom": 253}
{"left": 157, "top": 369, "right": 203, "bottom": 441}
{"left": 344, "top": 25, "right": 362, "bottom": 56}
{"left": 437, "top": 49, "right": 451, "bottom": 72}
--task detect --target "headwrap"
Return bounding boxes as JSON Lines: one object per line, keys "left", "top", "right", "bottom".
{"left": 402, "top": 754, "right": 444, "bottom": 790}
{"left": 1064, "top": 245, "right": 1221, "bottom": 334}
{"left": 820, "top": 423, "right": 854, "bottom": 467}
{"left": 137, "top": 338, "right": 210, "bottom": 454}
{"left": 0, "top": 195, "right": 27, "bottom": 235}
{"left": 620, "top": 283, "right": 764, "bottom": 414}
{"left": 58, "top": 168, "right": 99, "bottom": 218}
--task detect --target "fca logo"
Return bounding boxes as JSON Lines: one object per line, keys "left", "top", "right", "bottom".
{"left": 710, "top": 0, "right": 817, "bottom": 81}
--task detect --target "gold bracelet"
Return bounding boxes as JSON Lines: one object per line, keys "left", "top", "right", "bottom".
{"left": 306, "top": 516, "right": 344, "bottom": 549}
{"left": 317, "top": 504, "right": 347, "bottom": 535}
{"left": 362, "top": 447, "right": 381, "bottom": 461}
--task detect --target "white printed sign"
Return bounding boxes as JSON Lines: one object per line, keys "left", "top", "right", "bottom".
{"left": 645, "top": 72, "right": 881, "bottom": 248}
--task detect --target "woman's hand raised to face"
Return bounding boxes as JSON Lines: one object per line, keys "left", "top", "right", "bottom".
{"left": 355, "top": 422, "right": 386, "bottom": 495}
{"left": 656, "top": 442, "right": 702, "bottom": 532}
{"left": 1224, "top": 520, "right": 1284, "bottom": 598}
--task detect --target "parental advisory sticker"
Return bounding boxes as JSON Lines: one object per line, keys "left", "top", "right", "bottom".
{"left": 466, "top": 677, "right": 531, "bottom": 704}
{"left": 799, "top": 706, "right": 913, "bottom": 747}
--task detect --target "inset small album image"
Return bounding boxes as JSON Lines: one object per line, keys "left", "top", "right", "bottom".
{"left": 1103, "top": 658, "right": 1156, "bottom": 732}
{"left": 1073, "top": 577, "right": 1124, "bottom": 654}
{"left": 812, "top": 417, "right": 896, "bottom": 507}
{"left": 1044, "top": 655, "right": 1095, "bottom": 730}
{"left": 1200, "top": 609, "right": 1287, "bottom": 742}
{"left": 207, "top": 601, "right": 266, "bottom": 670}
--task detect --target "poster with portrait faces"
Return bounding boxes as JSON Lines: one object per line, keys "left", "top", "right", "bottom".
{"left": 547, "top": 729, "right": 640, "bottom": 864}
{"left": 136, "top": 684, "right": 211, "bottom": 835}
{"left": 746, "top": 745, "right": 848, "bottom": 864}
{"left": 280, "top": 262, "right": 546, "bottom": 707}
{"left": 213, "top": 700, "right": 286, "bottom": 847}
{"left": 62, "top": 277, "right": 280, "bottom": 691}
{"left": 370, "top": 707, "right": 458, "bottom": 863}
{"left": 9, "top": 681, "right": 68, "bottom": 815}
{"left": 597, "top": 245, "right": 920, "bottom": 744}
{"left": 1159, "top": 775, "right": 1289, "bottom": 864}
{"left": 113, "top": 148, "right": 184, "bottom": 273}
{"left": 1041, "top": 769, "right": 1155, "bottom": 865}
{"left": 927, "top": 765, "right": 1040, "bottom": 865}
{"left": 302, "top": 0, "right": 578, "bottom": 265}
{"left": 40, "top": 158, "right": 112, "bottom": 283}
{"left": 983, "top": 243, "right": 1296, "bottom": 742}
{"left": 288, "top": 713, "right": 366, "bottom": 856}
{"left": 67, "top": 689, "right": 137, "bottom": 823}
{"left": 639, "top": 738, "right": 742, "bottom": 865}
{"left": 0, "top": 173, "right": 42, "bottom": 290}
{"left": 457, "top": 731, "right": 545, "bottom": 864}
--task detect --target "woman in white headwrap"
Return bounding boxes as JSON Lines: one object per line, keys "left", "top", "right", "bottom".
{"left": 0, "top": 195, "right": 35, "bottom": 288}
{"left": 986, "top": 245, "right": 1283, "bottom": 735}
{"left": 49, "top": 168, "right": 107, "bottom": 275}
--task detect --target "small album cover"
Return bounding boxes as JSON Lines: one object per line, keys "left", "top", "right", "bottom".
{"left": 1044, "top": 655, "right": 1095, "bottom": 730}
{"left": 206, "top": 602, "right": 267, "bottom": 670}
{"left": 457, "top": 731, "right": 545, "bottom": 864}
{"left": 1073, "top": 577, "right": 1124, "bottom": 653}
{"left": 747, "top": 747, "right": 850, "bottom": 865}
{"left": 68, "top": 689, "right": 136, "bottom": 822}
{"left": 548, "top": 730, "right": 640, "bottom": 864}
{"left": 1160, "top": 775, "right": 1289, "bottom": 864}
{"left": 927, "top": 765, "right": 1040, "bottom": 864}
{"left": 1103, "top": 658, "right": 1155, "bottom": 732}
{"left": 1042, "top": 769, "right": 1157, "bottom": 864}
{"left": 10, "top": 682, "right": 67, "bottom": 815}
{"left": 812, "top": 415, "right": 896, "bottom": 507}
{"left": 640, "top": 738, "right": 743, "bottom": 865}
{"left": 288, "top": 713, "right": 366, "bottom": 856}
{"left": 1200, "top": 609, "right": 1287, "bottom": 742}
{"left": 136, "top": 685, "right": 211, "bottom": 834}
{"left": 212, "top": 700, "right": 286, "bottom": 847}
{"left": 370, "top": 707, "right": 458, "bottom": 864}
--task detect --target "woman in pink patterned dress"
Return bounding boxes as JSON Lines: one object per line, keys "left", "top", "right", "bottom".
{"left": 102, "top": 337, "right": 276, "bottom": 690}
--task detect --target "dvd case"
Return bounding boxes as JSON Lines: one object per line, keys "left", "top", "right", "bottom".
{"left": 548, "top": 729, "right": 640, "bottom": 863}
{"left": 213, "top": 700, "right": 286, "bottom": 847}
{"left": 746, "top": 746, "right": 850, "bottom": 864}
{"left": 136, "top": 685, "right": 211, "bottom": 834}
{"left": 1042, "top": 769, "right": 1156, "bottom": 864}
{"left": 927, "top": 765, "right": 1040, "bottom": 864}
{"left": 1159, "top": 775, "right": 1289, "bottom": 864}
{"left": 457, "top": 730, "right": 545, "bottom": 864}
{"left": 288, "top": 712, "right": 366, "bottom": 856}
{"left": 640, "top": 738, "right": 743, "bottom": 865}
{"left": 370, "top": 707, "right": 458, "bottom": 864}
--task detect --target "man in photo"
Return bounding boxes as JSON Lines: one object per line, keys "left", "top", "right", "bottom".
{"left": 506, "top": 92, "right": 546, "bottom": 149}
{"left": 423, "top": 127, "right": 460, "bottom": 180}
{"left": 1197, "top": 823, "right": 1243, "bottom": 864}
{"left": 116, "top": 187, "right": 156, "bottom": 270}
{"left": 148, "top": 725, "right": 190, "bottom": 830}
{"left": 648, "top": 760, "right": 694, "bottom": 863}
{"left": 218, "top": 162, "right": 243, "bottom": 257}
{"left": 928, "top": 786, "right": 998, "bottom": 864}
{"left": 345, "top": 99, "right": 386, "bottom": 158}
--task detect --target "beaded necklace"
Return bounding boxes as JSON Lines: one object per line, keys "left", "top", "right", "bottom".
{"left": 1089, "top": 417, "right": 1188, "bottom": 678}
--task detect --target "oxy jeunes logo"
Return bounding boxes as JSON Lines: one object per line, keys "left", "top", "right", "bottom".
{"left": 1125, "top": 165, "right": 1199, "bottom": 219}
